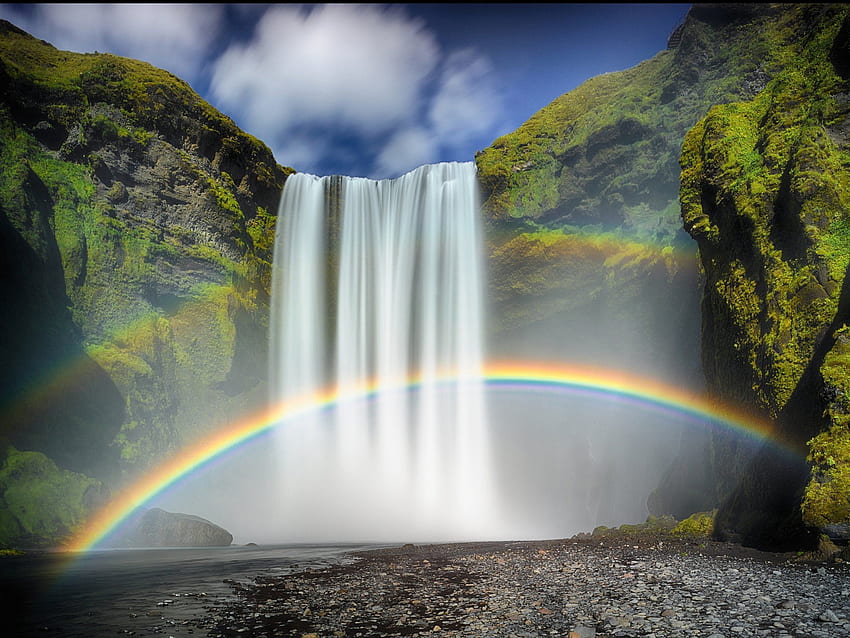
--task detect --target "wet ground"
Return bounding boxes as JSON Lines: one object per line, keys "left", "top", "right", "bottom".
{"left": 5, "top": 535, "right": 849, "bottom": 638}
{"left": 199, "top": 537, "right": 850, "bottom": 638}
{"left": 0, "top": 543, "right": 378, "bottom": 637}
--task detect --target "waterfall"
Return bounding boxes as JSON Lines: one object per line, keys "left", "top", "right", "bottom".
{"left": 269, "top": 162, "right": 497, "bottom": 542}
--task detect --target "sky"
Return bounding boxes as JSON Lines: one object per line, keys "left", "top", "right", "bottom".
{"left": 0, "top": 3, "right": 691, "bottom": 179}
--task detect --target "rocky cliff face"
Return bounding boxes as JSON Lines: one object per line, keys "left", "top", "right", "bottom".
{"left": 475, "top": 3, "right": 850, "bottom": 544}
{"left": 474, "top": 4, "right": 810, "bottom": 385}
{"left": 680, "top": 4, "right": 850, "bottom": 548}
{"left": 0, "top": 20, "right": 289, "bottom": 547}
{"left": 475, "top": 4, "right": 845, "bottom": 524}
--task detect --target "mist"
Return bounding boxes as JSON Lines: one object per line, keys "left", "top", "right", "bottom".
{"left": 148, "top": 173, "right": 708, "bottom": 546}
{"left": 149, "top": 384, "right": 695, "bottom": 545}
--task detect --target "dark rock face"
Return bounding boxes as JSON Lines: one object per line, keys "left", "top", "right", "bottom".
{"left": 121, "top": 507, "right": 233, "bottom": 547}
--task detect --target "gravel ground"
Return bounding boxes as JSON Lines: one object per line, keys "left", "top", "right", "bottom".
{"left": 192, "top": 535, "right": 850, "bottom": 638}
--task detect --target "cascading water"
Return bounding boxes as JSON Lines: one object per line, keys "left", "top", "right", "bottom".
{"left": 269, "top": 162, "right": 499, "bottom": 542}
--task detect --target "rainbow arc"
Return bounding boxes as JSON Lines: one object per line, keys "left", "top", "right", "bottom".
{"left": 65, "top": 360, "right": 777, "bottom": 553}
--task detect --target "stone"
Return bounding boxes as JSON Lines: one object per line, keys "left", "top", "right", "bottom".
{"left": 823, "top": 524, "right": 850, "bottom": 542}
{"left": 112, "top": 507, "right": 233, "bottom": 547}
{"left": 818, "top": 609, "right": 839, "bottom": 623}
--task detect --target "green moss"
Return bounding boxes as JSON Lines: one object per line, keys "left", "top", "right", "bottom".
{"left": 88, "top": 341, "right": 153, "bottom": 390}
{"left": 802, "top": 327, "right": 850, "bottom": 527}
{"left": 89, "top": 112, "right": 150, "bottom": 149}
{"left": 170, "top": 284, "right": 237, "bottom": 386}
{"left": 678, "top": 5, "right": 850, "bottom": 541}
{"left": 86, "top": 315, "right": 180, "bottom": 474}
{"left": 476, "top": 54, "right": 675, "bottom": 225}
{"left": 803, "top": 426, "right": 850, "bottom": 527}
{"left": 488, "top": 223, "right": 692, "bottom": 336}
{"left": 681, "top": 3, "right": 850, "bottom": 416}
{"left": 477, "top": 4, "right": 850, "bottom": 279}
{"left": 672, "top": 511, "right": 716, "bottom": 537}
{"left": 207, "top": 172, "right": 242, "bottom": 218}
{"left": 0, "top": 20, "right": 285, "bottom": 489}
{"left": 0, "top": 24, "right": 262, "bottom": 158}
{"left": 0, "top": 446, "right": 101, "bottom": 547}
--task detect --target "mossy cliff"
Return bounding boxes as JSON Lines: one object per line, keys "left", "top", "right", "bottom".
{"left": 680, "top": 4, "right": 850, "bottom": 548}
{"left": 476, "top": 4, "right": 799, "bottom": 233}
{"left": 476, "top": 5, "right": 816, "bottom": 384}
{"left": 476, "top": 4, "right": 850, "bottom": 541}
{"left": 0, "top": 20, "right": 289, "bottom": 547}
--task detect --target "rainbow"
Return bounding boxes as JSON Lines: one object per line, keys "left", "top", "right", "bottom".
{"left": 1, "top": 230, "right": 694, "bottom": 433}
{"left": 64, "top": 360, "right": 777, "bottom": 553}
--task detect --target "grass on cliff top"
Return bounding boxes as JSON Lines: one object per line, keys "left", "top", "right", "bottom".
{"left": 475, "top": 4, "right": 846, "bottom": 229}
{"left": 475, "top": 53, "right": 674, "bottom": 219}
{"left": 0, "top": 19, "right": 278, "bottom": 168}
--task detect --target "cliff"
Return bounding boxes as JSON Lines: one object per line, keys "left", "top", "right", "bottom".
{"left": 0, "top": 20, "right": 289, "bottom": 547}
{"left": 680, "top": 3, "right": 850, "bottom": 548}
{"left": 475, "top": 4, "right": 800, "bottom": 386}
{"left": 475, "top": 3, "right": 850, "bottom": 545}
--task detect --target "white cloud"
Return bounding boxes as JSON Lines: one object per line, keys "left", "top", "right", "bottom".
{"left": 428, "top": 48, "right": 502, "bottom": 147}
{"left": 272, "top": 133, "right": 331, "bottom": 176}
{"left": 374, "top": 126, "right": 438, "bottom": 178}
{"left": 0, "top": 3, "right": 507, "bottom": 178}
{"left": 210, "top": 4, "right": 440, "bottom": 143}
{"left": 0, "top": 3, "right": 223, "bottom": 82}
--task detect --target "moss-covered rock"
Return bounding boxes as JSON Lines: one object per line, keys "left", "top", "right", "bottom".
{"left": 0, "top": 445, "right": 107, "bottom": 548}
{"left": 476, "top": 4, "right": 805, "bottom": 236}
{"left": 672, "top": 510, "right": 716, "bottom": 538}
{"left": 679, "top": 4, "right": 850, "bottom": 548}
{"left": 803, "top": 325, "right": 850, "bottom": 528}
{"left": 0, "top": 19, "right": 292, "bottom": 545}
{"left": 476, "top": 4, "right": 833, "bottom": 386}
{"left": 477, "top": 6, "right": 831, "bottom": 521}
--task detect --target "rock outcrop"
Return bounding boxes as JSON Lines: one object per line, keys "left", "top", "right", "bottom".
{"left": 475, "top": 3, "right": 850, "bottom": 527}
{"left": 680, "top": 4, "right": 850, "bottom": 548}
{"left": 114, "top": 507, "right": 233, "bottom": 547}
{"left": 0, "top": 19, "right": 288, "bottom": 547}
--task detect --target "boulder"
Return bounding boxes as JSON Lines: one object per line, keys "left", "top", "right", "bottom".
{"left": 119, "top": 507, "right": 233, "bottom": 547}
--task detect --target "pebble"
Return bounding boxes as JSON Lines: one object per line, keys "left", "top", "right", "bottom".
{"left": 189, "top": 538, "right": 850, "bottom": 637}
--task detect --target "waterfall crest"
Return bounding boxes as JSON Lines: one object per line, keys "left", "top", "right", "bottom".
{"left": 269, "top": 162, "right": 498, "bottom": 542}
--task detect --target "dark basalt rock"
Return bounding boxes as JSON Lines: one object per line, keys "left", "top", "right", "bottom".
{"left": 824, "top": 523, "right": 850, "bottom": 542}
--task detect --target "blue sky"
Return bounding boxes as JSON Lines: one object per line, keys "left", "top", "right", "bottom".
{"left": 0, "top": 3, "right": 691, "bottom": 179}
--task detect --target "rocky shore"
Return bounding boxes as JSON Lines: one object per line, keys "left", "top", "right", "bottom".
{"left": 193, "top": 533, "right": 850, "bottom": 638}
